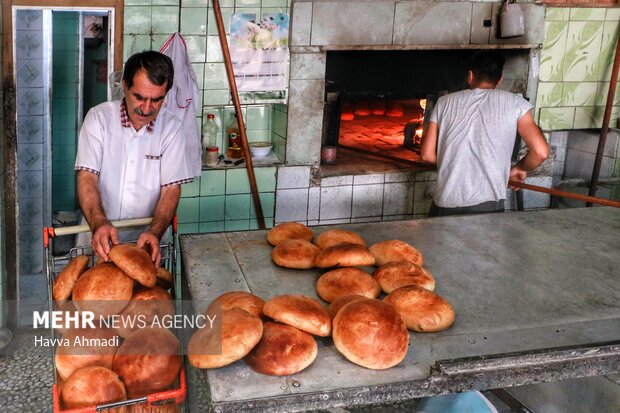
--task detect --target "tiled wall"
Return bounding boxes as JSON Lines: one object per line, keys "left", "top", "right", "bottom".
{"left": 537, "top": 7, "right": 620, "bottom": 131}
{"left": 51, "top": 12, "right": 79, "bottom": 212}
{"left": 15, "top": 10, "right": 52, "bottom": 324}
{"left": 274, "top": 166, "right": 550, "bottom": 226}
{"left": 178, "top": 166, "right": 276, "bottom": 233}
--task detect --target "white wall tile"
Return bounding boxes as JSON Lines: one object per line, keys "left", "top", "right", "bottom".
{"left": 353, "top": 174, "right": 384, "bottom": 185}
{"left": 321, "top": 175, "right": 353, "bottom": 187}
{"left": 351, "top": 217, "right": 382, "bottom": 224}
{"left": 352, "top": 184, "right": 383, "bottom": 218}
{"left": 383, "top": 182, "right": 414, "bottom": 216}
{"left": 277, "top": 165, "right": 311, "bottom": 189}
{"left": 318, "top": 218, "right": 351, "bottom": 226}
{"left": 275, "top": 188, "right": 309, "bottom": 222}
{"left": 291, "top": 1, "right": 313, "bottom": 46}
{"left": 290, "top": 52, "right": 326, "bottom": 80}
{"left": 319, "top": 185, "right": 352, "bottom": 220}
{"left": 385, "top": 171, "right": 415, "bottom": 183}
{"left": 308, "top": 186, "right": 320, "bottom": 221}
{"left": 413, "top": 181, "right": 434, "bottom": 216}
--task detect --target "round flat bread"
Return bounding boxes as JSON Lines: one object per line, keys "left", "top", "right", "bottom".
{"left": 156, "top": 266, "right": 174, "bottom": 290}
{"left": 109, "top": 243, "right": 157, "bottom": 288}
{"left": 316, "top": 268, "right": 381, "bottom": 303}
{"left": 263, "top": 295, "right": 331, "bottom": 337}
{"left": 60, "top": 366, "right": 126, "bottom": 410}
{"left": 55, "top": 327, "right": 120, "bottom": 381}
{"left": 188, "top": 308, "right": 263, "bottom": 369}
{"left": 369, "top": 240, "right": 424, "bottom": 266}
{"left": 267, "top": 222, "right": 314, "bottom": 246}
{"left": 112, "top": 328, "right": 182, "bottom": 398}
{"left": 332, "top": 299, "right": 409, "bottom": 370}
{"left": 326, "top": 295, "right": 368, "bottom": 319}
{"left": 117, "top": 286, "right": 175, "bottom": 338}
{"left": 244, "top": 322, "right": 317, "bottom": 376}
{"left": 72, "top": 263, "right": 133, "bottom": 318}
{"left": 373, "top": 261, "right": 435, "bottom": 294}
{"left": 384, "top": 285, "right": 455, "bottom": 332}
{"left": 271, "top": 239, "right": 321, "bottom": 269}
{"left": 206, "top": 291, "right": 265, "bottom": 319}
{"left": 314, "top": 229, "right": 365, "bottom": 250}
{"left": 53, "top": 255, "right": 90, "bottom": 301}
{"left": 314, "top": 243, "right": 375, "bottom": 268}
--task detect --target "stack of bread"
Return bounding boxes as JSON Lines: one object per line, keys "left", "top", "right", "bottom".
{"left": 187, "top": 221, "right": 455, "bottom": 376}
{"left": 51, "top": 243, "right": 181, "bottom": 412}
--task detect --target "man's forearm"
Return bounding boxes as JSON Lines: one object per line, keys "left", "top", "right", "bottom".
{"left": 149, "top": 185, "right": 181, "bottom": 239}
{"left": 77, "top": 171, "right": 109, "bottom": 230}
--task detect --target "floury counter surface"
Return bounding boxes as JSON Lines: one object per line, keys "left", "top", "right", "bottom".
{"left": 179, "top": 207, "right": 620, "bottom": 413}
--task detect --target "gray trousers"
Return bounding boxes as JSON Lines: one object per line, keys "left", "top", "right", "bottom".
{"left": 428, "top": 200, "right": 505, "bottom": 217}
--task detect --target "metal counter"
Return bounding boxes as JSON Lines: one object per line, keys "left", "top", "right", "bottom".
{"left": 180, "top": 207, "right": 620, "bottom": 413}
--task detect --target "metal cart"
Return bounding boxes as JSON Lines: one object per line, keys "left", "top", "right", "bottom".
{"left": 43, "top": 217, "right": 186, "bottom": 413}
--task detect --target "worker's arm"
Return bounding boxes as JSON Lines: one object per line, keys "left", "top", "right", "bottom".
{"left": 420, "top": 121, "right": 439, "bottom": 165}
{"left": 136, "top": 184, "right": 181, "bottom": 264}
{"left": 77, "top": 170, "right": 119, "bottom": 261}
{"left": 509, "top": 112, "right": 549, "bottom": 188}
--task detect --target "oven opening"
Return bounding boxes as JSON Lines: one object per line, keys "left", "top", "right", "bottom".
{"left": 321, "top": 49, "right": 531, "bottom": 172}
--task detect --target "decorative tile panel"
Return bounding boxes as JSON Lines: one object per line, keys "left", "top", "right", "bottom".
{"left": 536, "top": 82, "right": 563, "bottom": 108}
{"left": 539, "top": 21, "right": 568, "bottom": 82}
{"left": 561, "top": 82, "right": 597, "bottom": 107}
{"left": 562, "top": 21, "right": 603, "bottom": 82}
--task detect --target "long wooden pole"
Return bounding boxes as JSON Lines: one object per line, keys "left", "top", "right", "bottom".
{"left": 509, "top": 180, "right": 620, "bottom": 208}
{"left": 588, "top": 31, "right": 620, "bottom": 206}
{"left": 212, "top": 0, "right": 265, "bottom": 229}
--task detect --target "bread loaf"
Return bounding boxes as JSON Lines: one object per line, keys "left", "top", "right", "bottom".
{"left": 383, "top": 285, "right": 455, "bottom": 332}
{"left": 206, "top": 291, "right": 265, "bottom": 319}
{"left": 60, "top": 366, "right": 126, "bottom": 410}
{"left": 72, "top": 263, "right": 133, "bottom": 318}
{"left": 314, "top": 229, "right": 365, "bottom": 250}
{"left": 109, "top": 243, "right": 157, "bottom": 288}
{"left": 316, "top": 268, "right": 381, "bottom": 303}
{"left": 55, "top": 327, "right": 120, "bottom": 381}
{"left": 116, "top": 286, "right": 175, "bottom": 338}
{"left": 188, "top": 308, "right": 263, "bottom": 369}
{"left": 267, "top": 222, "right": 313, "bottom": 246}
{"left": 244, "top": 322, "right": 317, "bottom": 376}
{"left": 373, "top": 261, "right": 435, "bottom": 293}
{"left": 332, "top": 299, "right": 409, "bottom": 369}
{"left": 263, "top": 294, "right": 331, "bottom": 337}
{"left": 314, "top": 243, "right": 375, "bottom": 268}
{"left": 53, "top": 255, "right": 90, "bottom": 301}
{"left": 271, "top": 239, "right": 321, "bottom": 269}
{"left": 369, "top": 240, "right": 424, "bottom": 266}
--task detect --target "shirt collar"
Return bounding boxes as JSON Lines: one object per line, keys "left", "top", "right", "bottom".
{"left": 120, "top": 98, "right": 155, "bottom": 134}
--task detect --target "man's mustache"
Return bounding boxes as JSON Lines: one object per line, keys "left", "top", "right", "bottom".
{"left": 134, "top": 108, "right": 156, "bottom": 116}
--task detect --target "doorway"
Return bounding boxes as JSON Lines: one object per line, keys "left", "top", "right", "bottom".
{"left": 3, "top": 3, "right": 120, "bottom": 326}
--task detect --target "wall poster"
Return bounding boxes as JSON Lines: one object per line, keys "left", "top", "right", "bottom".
{"left": 229, "top": 13, "right": 289, "bottom": 92}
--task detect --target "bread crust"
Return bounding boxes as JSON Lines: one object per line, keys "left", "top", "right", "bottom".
{"left": 267, "top": 222, "right": 314, "bottom": 246}
{"left": 263, "top": 294, "right": 331, "bottom": 337}
{"left": 206, "top": 291, "right": 265, "bottom": 319}
{"left": 112, "top": 328, "right": 182, "bottom": 398}
{"left": 373, "top": 261, "right": 435, "bottom": 294}
{"left": 60, "top": 366, "right": 127, "bottom": 410}
{"left": 314, "top": 243, "right": 376, "bottom": 268}
{"left": 369, "top": 240, "right": 424, "bottom": 266}
{"left": 314, "top": 229, "right": 365, "bottom": 250}
{"left": 188, "top": 308, "right": 263, "bottom": 369}
{"left": 332, "top": 299, "right": 409, "bottom": 369}
{"left": 244, "top": 322, "right": 317, "bottom": 376}
{"left": 383, "top": 285, "right": 455, "bottom": 332}
{"left": 271, "top": 239, "right": 321, "bottom": 269}
{"left": 326, "top": 295, "right": 369, "bottom": 319}
{"left": 53, "top": 255, "right": 90, "bottom": 301}
{"left": 72, "top": 263, "right": 134, "bottom": 318}
{"left": 316, "top": 268, "right": 381, "bottom": 303}
{"left": 109, "top": 244, "right": 157, "bottom": 288}
{"left": 116, "top": 286, "right": 175, "bottom": 338}
{"left": 55, "top": 327, "right": 120, "bottom": 381}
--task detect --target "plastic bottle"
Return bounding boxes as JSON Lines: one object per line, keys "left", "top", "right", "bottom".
{"left": 202, "top": 114, "right": 219, "bottom": 167}
{"left": 227, "top": 114, "right": 243, "bottom": 159}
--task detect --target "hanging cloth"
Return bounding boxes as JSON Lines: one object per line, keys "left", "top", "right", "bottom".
{"left": 160, "top": 33, "right": 202, "bottom": 177}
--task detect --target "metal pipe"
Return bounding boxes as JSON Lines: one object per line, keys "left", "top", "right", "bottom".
{"left": 588, "top": 31, "right": 620, "bottom": 206}
{"left": 212, "top": 0, "right": 265, "bottom": 229}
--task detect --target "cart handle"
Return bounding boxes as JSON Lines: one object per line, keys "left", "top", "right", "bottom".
{"left": 45, "top": 217, "right": 154, "bottom": 241}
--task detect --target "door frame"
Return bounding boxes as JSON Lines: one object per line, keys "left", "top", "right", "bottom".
{"left": 1, "top": 0, "right": 123, "bottom": 328}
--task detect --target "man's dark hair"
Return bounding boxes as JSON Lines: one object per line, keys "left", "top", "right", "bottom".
{"left": 122, "top": 51, "right": 174, "bottom": 92}
{"left": 468, "top": 51, "right": 505, "bottom": 84}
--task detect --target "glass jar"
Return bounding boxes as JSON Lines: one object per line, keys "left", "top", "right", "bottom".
{"left": 204, "top": 146, "right": 219, "bottom": 168}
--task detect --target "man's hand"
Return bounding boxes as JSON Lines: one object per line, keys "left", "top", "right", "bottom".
{"left": 92, "top": 222, "right": 119, "bottom": 262}
{"left": 509, "top": 165, "right": 527, "bottom": 190}
{"left": 136, "top": 231, "right": 161, "bottom": 265}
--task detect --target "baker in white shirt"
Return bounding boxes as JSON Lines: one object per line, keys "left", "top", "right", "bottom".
{"left": 75, "top": 51, "right": 192, "bottom": 264}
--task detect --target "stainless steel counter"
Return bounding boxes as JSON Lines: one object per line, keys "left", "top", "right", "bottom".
{"left": 179, "top": 207, "right": 620, "bottom": 413}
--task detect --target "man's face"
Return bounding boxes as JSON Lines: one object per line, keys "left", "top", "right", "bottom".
{"left": 123, "top": 69, "right": 168, "bottom": 130}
